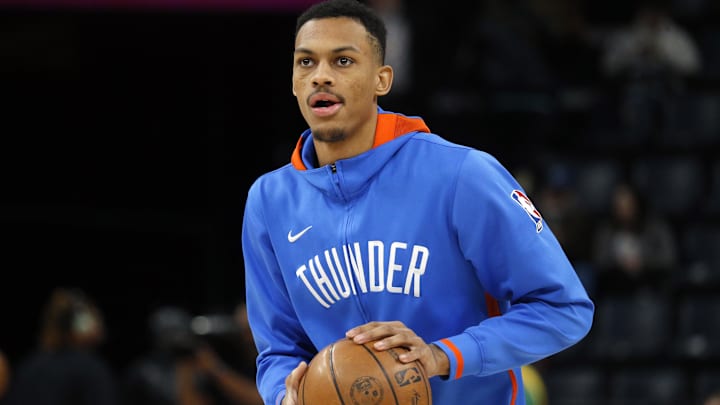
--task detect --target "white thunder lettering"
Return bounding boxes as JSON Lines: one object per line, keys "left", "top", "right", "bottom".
{"left": 312, "top": 255, "right": 339, "bottom": 302}
{"left": 368, "top": 241, "right": 384, "bottom": 292}
{"left": 406, "top": 245, "right": 429, "bottom": 297}
{"left": 296, "top": 265, "right": 330, "bottom": 308}
{"left": 344, "top": 243, "right": 366, "bottom": 294}
{"left": 324, "top": 248, "right": 352, "bottom": 298}
{"left": 297, "top": 241, "right": 429, "bottom": 308}
{"left": 386, "top": 242, "right": 406, "bottom": 293}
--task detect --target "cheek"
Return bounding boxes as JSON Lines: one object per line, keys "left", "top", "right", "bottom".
{"left": 292, "top": 76, "right": 300, "bottom": 95}
{"left": 346, "top": 78, "right": 375, "bottom": 100}
{"left": 292, "top": 70, "right": 307, "bottom": 92}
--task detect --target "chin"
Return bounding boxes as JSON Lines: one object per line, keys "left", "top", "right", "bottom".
{"left": 312, "top": 126, "right": 347, "bottom": 143}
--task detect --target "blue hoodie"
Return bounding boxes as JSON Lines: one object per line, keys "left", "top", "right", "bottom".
{"left": 242, "top": 108, "right": 594, "bottom": 405}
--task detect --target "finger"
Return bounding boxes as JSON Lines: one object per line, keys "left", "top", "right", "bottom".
{"left": 345, "top": 321, "right": 382, "bottom": 338}
{"left": 284, "top": 361, "right": 308, "bottom": 405}
{"left": 373, "top": 332, "right": 423, "bottom": 353}
{"left": 346, "top": 321, "right": 407, "bottom": 343}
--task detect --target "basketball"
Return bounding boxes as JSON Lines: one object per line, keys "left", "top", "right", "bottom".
{"left": 297, "top": 337, "right": 432, "bottom": 405}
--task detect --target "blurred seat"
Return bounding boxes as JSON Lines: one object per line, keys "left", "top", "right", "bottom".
{"left": 543, "top": 366, "right": 606, "bottom": 405}
{"left": 697, "top": 27, "right": 720, "bottom": 81}
{"left": 573, "top": 159, "right": 622, "bottom": 214}
{"left": 608, "top": 367, "right": 687, "bottom": 405}
{"left": 669, "top": 0, "right": 710, "bottom": 21}
{"left": 660, "top": 91, "right": 720, "bottom": 148}
{"left": 589, "top": 290, "right": 672, "bottom": 361}
{"left": 676, "top": 224, "right": 720, "bottom": 288}
{"left": 705, "top": 160, "right": 720, "bottom": 217}
{"left": 673, "top": 293, "right": 720, "bottom": 361}
{"left": 631, "top": 156, "right": 704, "bottom": 216}
{"left": 690, "top": 92, "right": 720, "bottom": 145}
{"left": 585, "top": 89, "right": 628, "bottom": 149}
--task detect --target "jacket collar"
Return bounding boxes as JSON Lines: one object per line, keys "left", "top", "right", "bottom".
{"left": 291, "top": 107, "right": 430, "bottom": 171}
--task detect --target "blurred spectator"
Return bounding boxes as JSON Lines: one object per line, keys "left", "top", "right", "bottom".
{"left": 122, "top": 304, "right": 261, "bottom": 405}
{"left": 0, "top": 348, "right": 9, "bottom": 403}
{"left": 592, "top": 182, "right": 678, "bottom": 291}
{"left": 3, "top": 287, "right": 117, "bottom": 405}
{"left": 600, "top": 1, "right": 702, "bottom": 141}
{"left": 706, "top": 392, "right": 720, "bottom": 405}
{"left": 602, "top": 2, "right": 701, "bottom": 77}
{"left": 122, "top": 306, "right": 202, "bottom": 405}
{"left": 535, "top": 164, "right": 596, "bottom": 294}
{"left": 536, "top": 164, "right": 594, "bottom": 263}
{"left": 192, "top": 302, "right": 262, "bottom": 405}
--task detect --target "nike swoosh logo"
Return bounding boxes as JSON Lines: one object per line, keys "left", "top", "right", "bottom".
{"left": 288, "top": 226, "right": 312, "bottom": 243}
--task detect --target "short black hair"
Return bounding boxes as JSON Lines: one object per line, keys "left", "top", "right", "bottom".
{"left": 295, "top": 0, "right": 387, "bottom": 64}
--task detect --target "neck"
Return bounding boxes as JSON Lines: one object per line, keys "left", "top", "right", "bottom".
{"left": 313, "top": 110, "right": 378, "bottom": 167}
{"left": 314, "top": 134, "right": 375, "bottom": 167}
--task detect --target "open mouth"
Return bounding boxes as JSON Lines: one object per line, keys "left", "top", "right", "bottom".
{"left": 313, "top": 99, "right": 337, "bottom": 108}
{"left": 309, "top": 93, "right": 343, "bottom": 116}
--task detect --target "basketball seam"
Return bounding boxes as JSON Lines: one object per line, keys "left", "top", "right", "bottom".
{"left": 330, "top": 342, "right": 347, "bottom": 405}
{"left": 362, "top": 343, "right": 400, "bottom": 405}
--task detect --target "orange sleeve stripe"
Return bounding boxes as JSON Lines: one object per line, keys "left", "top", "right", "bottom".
{"left": 508, "top": 369, "right": 518, "bottom": 405}
{"left": 440, "top": 337, "right": 518, "bottom": 404}
{"left": 439, "top": 338, "right": 464, "bottom": 380}
{"left": 483, "top": 293, "right": 518, "bottom": 405}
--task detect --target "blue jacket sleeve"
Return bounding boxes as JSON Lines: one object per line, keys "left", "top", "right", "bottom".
{"left": 434, "top": 150, "right": 594, "bottom": 379}
{"left": 242, "top": 181, "right": 316, "bottom": 404}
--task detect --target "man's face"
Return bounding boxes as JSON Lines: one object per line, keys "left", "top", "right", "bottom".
{"left": 292, "top": 17, "right": 389, "bottom": 142}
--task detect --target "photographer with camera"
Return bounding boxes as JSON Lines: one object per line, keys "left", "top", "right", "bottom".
{"left": 121, "top": 304, "right": 261, "bottom": 405}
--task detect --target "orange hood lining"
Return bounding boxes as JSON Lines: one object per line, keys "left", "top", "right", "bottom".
{"left": 291, "top": 112, "right": 430, "bottom": 171}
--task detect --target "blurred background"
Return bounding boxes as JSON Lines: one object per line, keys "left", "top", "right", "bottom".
{"left": 0, "top": 0, "right": 718, "bottom": 404}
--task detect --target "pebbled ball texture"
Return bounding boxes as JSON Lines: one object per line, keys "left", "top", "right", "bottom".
{"left": 297, "top": 337, "right": 432, "bottom": 405}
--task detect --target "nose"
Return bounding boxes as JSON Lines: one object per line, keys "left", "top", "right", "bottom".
{"left": 311, "top": 61, "right": 334, "bottom": 87}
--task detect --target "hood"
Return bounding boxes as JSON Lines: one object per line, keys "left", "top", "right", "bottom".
{"left": 290, "top": 108, "right": 431, "bottom": 171}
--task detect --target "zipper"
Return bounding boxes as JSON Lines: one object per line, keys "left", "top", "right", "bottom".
{"left": 330, "top": 161, "right": 370, "bottom": 323}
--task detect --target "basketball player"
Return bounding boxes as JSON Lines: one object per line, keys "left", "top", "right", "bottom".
{"left": 241, "top": 0, "right": 595, "bottom": 404}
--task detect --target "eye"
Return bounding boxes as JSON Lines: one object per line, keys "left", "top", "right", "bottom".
{"left": 337, "top": 56, "right": 353, "bottom": 67}
{"left": 298, "top": 57, "right": 313, "bottom": 67}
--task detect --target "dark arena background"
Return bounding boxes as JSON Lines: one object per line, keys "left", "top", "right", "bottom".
{"left": 1, "top": 0, "right": 719, "bottom": 404}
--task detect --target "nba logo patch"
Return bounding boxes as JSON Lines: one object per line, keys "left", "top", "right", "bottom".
{"left": 510, "top": 189, "right": 543, "bottom": 233}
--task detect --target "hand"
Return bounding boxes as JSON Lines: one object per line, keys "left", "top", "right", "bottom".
{"left": 281, "top": 361, "right": 308, "bottom": 405}
{"left": 345, "top": 321, "right": 449, "bottom": 378}
{"left": 194, "top": 345, "right": 221, "bottom": 373}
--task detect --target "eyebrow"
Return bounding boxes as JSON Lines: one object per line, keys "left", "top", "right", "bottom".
{"left": 294, "top": 45, "right": 361, "bottom": 55}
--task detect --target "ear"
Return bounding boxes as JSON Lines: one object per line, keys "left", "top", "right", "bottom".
{"left": 375, "top": 65, "right": 393, "bottom": 97}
